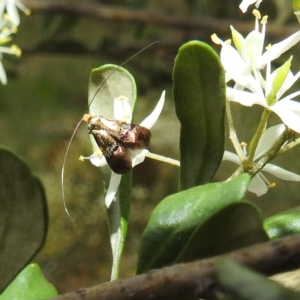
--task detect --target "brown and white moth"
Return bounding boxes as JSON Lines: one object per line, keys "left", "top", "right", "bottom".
{"left": 61, "top": 42, "right": 158, "bottom": 215}
{"left": 82, "top": 114, "right": 151, "bottom": 174}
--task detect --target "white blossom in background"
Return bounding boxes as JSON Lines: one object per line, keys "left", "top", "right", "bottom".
{"left": 239, "top": 0, "right": 263, "bottom": 13}
{"left": 213, "top": 5, "right": 300, "bottom": 196}
{"left": 226, "top": 56, "right": 300, "bottom": 133}
{"left": 0, "top": 18, "right": 21, "bottom": 84}
{"left": 223, "top": 125, "right": 300, "bottom": 196}
{"left": 0, "top": 0, "right": 30, "bottom": 26}
{"left": 0, "top": 0, "right": 28, "bottom": 84}
{"left": 212, "top": 10, "right": 300, "bottom": 133}
{"left": 230, "top": 11, "right": 300, "bottom": 72}
{"left": 213, "top": 10, "right": 300, "bottom": 85}
{"left": 82, "top": 91, "right": 166, "bottom": 208}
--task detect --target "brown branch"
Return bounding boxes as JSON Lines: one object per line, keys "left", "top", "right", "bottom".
{"left": 48, "top": 233, "right": 300, "bottom": 300}
{"left": 23, "top": 0, "right": 299, "bottom": 40}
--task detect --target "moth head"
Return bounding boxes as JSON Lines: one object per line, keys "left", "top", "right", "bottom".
{"left": 83, "top": 114, "right": 102, "bottom": 132}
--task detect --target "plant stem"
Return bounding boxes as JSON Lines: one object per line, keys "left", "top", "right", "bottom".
{"left": 251, "top": 127, "right": 292, "bottom": 177}
{"left": 277, "top": 136, "right": 300, "bottom": 155}
{"left": 247, "top": 108, "right": 271, "bottom": 165}
{"left": 227, "top": 165, "right": 244, "bottom": 181}
{"left": 226, "top": 99, "right": 246, "bottom": 161}
{"left": 146, "top": 152, "right": 180, "bottom": 166}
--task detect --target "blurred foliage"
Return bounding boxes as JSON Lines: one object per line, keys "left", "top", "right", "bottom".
{"left": 0, "top": 264, "right": 57, "bottom": 299}
{"left": 1, "top": 0, "right": 300, "bottom": 293}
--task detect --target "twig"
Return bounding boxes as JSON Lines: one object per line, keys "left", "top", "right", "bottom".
{"left": 277, "top": 136, "right": 300, "bottom": 155}
{"left": 252, "top": 127, "right": 292, "bottom": 177}
{"left": 23, "top": 0, "right": 299, "bottom": 39}
{"left": 48, "top": 233, "right": 300, "bottom": 300}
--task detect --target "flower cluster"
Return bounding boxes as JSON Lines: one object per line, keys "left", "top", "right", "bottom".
{"left": 84, "top": 0, "right": 300, "bottom": 206}
{"left": 213, "top": 2, "right": 300, "bottom": 195}
{"left": 0, "top": 0, "right": 29, "bottom": 84}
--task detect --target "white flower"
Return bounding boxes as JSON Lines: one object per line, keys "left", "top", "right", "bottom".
{"left": 223, "top": 125, "right": 300, "bottom": 196}
{"left": 0, "top": 0, "right": 30, "bottom": 26}
{"left": 218, "top": 11, "right": 300, "bottom": 79}
{"left": 212, "top": 11, "right": 300, "bottom": 133}
{"left": 226, "top": 56, "right": 300, "bottom": 133}
{"left": 239, "top": 0, "right": 263, "bottom": 13}
{"left": 0, "top": 54, "right": 7, "bottom": 84}
{"left": 0, "top": 20, "right": 21, "bottom": 84}
{"left": 84, "top": 91, "right": 165, "bottom": 208}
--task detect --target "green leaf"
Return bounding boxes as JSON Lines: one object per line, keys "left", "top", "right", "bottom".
{"left": 172, "top": 40, "right": 225, "bottom": 190}
{"left": 0, "top": 148, "right": 48, "bottom": 293}
{"left": 216, "top": 259, "right": 300, "bottom": 300}
{"left": 137, "top": 174, "right": 267, "bottom": 274}
{"left": 87, "top": 65, "right": 137, "bottom": 280}
{"left": 88, "top": 64, "right": 137, "bottom": 119}
{"left": 264, "top": 206, "right": 300, "bottom": 239}
{"left": 0, "top": 263, "right": 57, "bottom": 299}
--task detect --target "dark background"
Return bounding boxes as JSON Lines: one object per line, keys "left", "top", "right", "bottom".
{"left": 1, "top": 0, "right": 300, "bottom": 293}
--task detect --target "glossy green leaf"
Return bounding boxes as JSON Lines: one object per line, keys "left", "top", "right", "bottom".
{"left": 173, "top": 40, "right": 225, "bottom": 190}
{"left": 137, "top": 174, "right": 267, "bottom": 274}
{"left": 87, "top": 65, "right": 136, "bottom": 280}
{"left": 0, "top": 148, "right": 48, "bottom": 293}
{"left": 0, "top": 263, "right": 57, "bottom": 299}
{"left": 216, "top": 259, "right": 300, "bottom": 300}
{"left": 264, "top": 206, "right": 300, "bottom": 239}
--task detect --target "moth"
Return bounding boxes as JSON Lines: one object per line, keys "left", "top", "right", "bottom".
{"left": 61, "top": 42, "right": 158, "bottom": 216}
{"left": 82, "top": 114, "right": 151, "bottom": 174}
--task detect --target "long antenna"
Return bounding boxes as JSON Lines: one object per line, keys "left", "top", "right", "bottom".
{"left": 61, "top": 41, "right": 159, "bottom": 217}
{"left": 61, "top": 118, "right": 84, "bottom": 218}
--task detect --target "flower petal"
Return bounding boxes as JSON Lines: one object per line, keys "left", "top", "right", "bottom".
{"left": 226, "top": 87, "right": 266, "bottom": 107}
{"left": 254, "top": 124, "right": 285, "bottom": 159}
{"left": 87, "top": 153, "right": 107, "bottom": 167}
{"left": 271, "top": 99, "right": 300, "bottom": 133}
{"left": 241, "top": 30, "right": 264, "bottom": 69}
{"left": 114, "top": 96, "right": 132, "bottom": 123}
{"left": 239, "top": 0, "right": 262, "bottom": 13}
{"left": 221, "top": 44, "right": 262, "bottom": 94}
{"left": 105, "top": 172, "right": 122, "bottom": 208}
{"left": 139, "top": 90, "right": 165, "bottom": 129}
{"left": 280, "top": 90, "right": 300, "bottom": 103}
{"left": 222, "top": 150, "right": 241, "bottom": 164}
{"left": 247, "top": 173, "right": 268, "bottom": 196}
{"left": 259, "top": 30, "right": 300, "bottom": 69}
{"left": 6, "top": 0, "right": 20, "bottom": 26}
{"left": 263, "top": 163, "right": 300, "bottom": 181}
{"left": 131, "top": 149, "right": 149, "bottom": 167}
{"left": 0, "top": 59, "right": 7, "bottom": 85}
